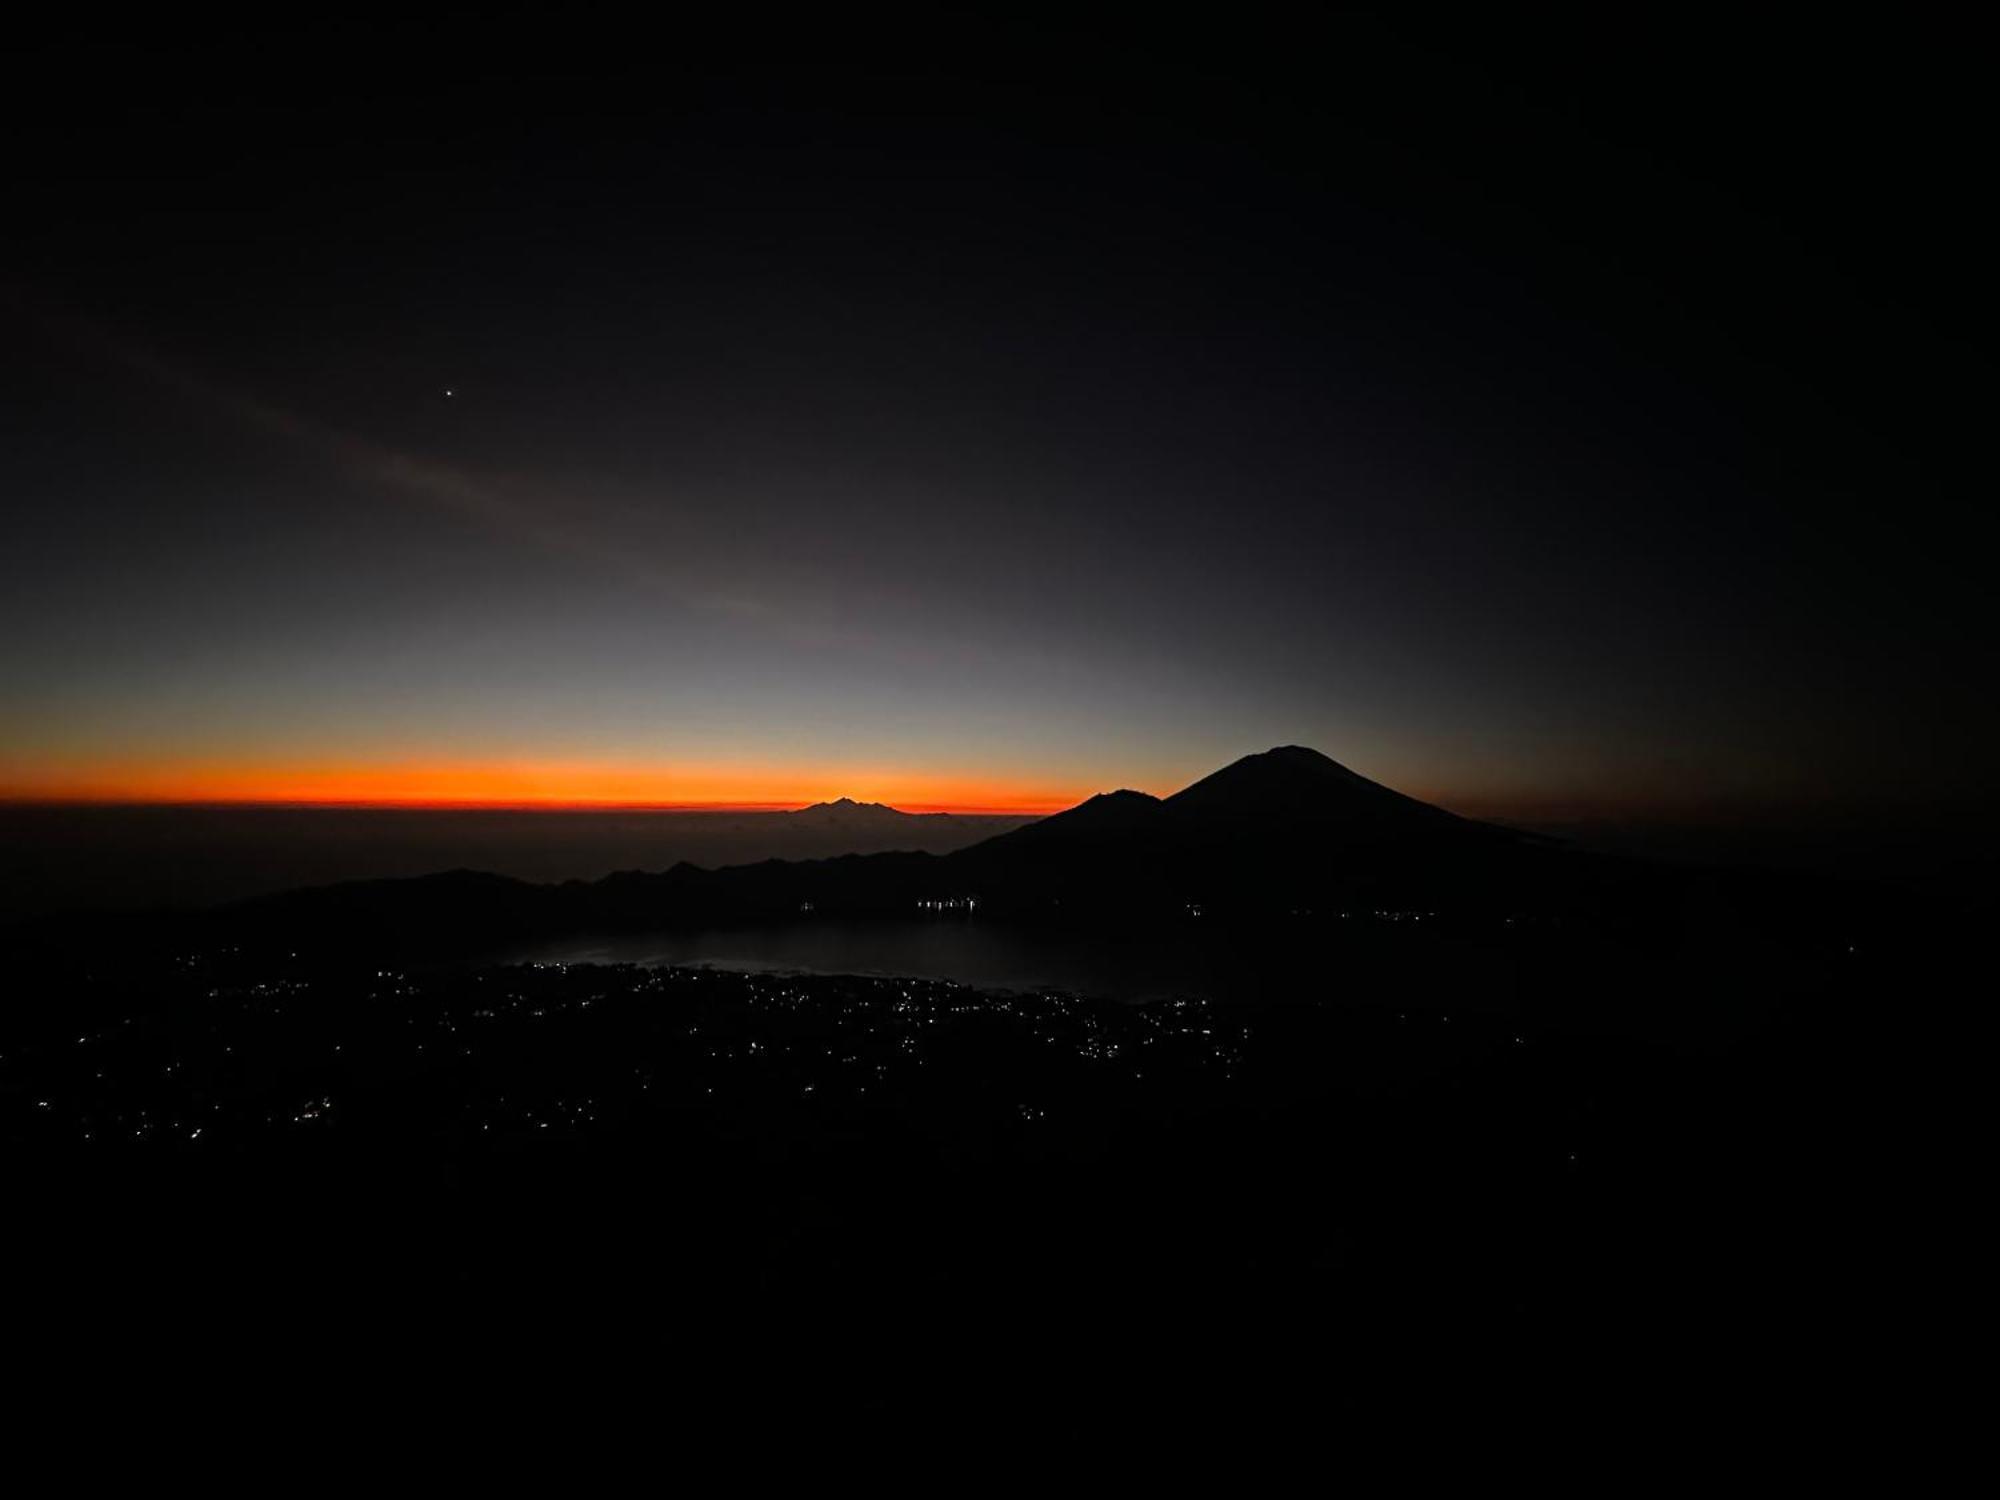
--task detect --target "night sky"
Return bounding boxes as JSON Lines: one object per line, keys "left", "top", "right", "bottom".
{"left": 1, "top": 13, "right": 1982, "bottom": 821}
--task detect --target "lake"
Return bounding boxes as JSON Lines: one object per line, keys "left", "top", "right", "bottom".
{"left": 507, "top": 914, "right": 1499, "bottom": 1007}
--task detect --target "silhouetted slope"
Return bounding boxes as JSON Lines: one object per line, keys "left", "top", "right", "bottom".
{"left": 942, "top": 789, "right": 1183, "bottom": 910}
{"left": 1165, "top": 745, "right": 1484, "bottom": 832}
{"left": 970, "top": 789, "right": 1164, "bottom": 845}
{"left": 586, "top": 850, "right": 942, "bottom": 924}
{"left": 941, "top": 748, "right": 1533, "bottom": 915}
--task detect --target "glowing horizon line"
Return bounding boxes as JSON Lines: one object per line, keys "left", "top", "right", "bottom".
{"left": 0, "top": 793, "right": 1065, "bottom": 815}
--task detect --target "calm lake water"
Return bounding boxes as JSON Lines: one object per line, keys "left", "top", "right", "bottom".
{"left": 507, "top": 916, "right": 1488, "bottom": 1007}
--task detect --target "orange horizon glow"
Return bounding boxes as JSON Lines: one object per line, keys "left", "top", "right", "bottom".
{"left": 0, "top": 757, "right": 1789, "bottom": 824}
{"left": 0, "top": 758, "right": 1093, "bottom": 816}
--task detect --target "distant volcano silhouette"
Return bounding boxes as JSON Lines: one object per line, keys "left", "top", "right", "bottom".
{"left": 796, "top": 797, "right": 899, "bottom": 817}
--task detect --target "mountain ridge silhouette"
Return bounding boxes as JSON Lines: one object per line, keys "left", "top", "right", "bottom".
{"left": 206, "top": 747, "right": 1602, "bottom": 950}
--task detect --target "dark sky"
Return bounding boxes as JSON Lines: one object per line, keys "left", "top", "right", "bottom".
{"left": 1, "top": 11, "right": 1984, "bottom": 819}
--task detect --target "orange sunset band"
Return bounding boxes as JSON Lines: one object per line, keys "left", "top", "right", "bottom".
{"left": 0, "top": 758, "right": 1090, "bottom": 815}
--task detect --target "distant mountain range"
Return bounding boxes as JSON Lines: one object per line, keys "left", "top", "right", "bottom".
{"left": 0, "top": 799, "right": 1033, "bottom": 919}
{"left": 212, "top": 748, "right": 1632, "bottom": 951}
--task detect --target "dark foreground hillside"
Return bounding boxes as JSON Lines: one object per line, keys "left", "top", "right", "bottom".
{"left": 4, "top": 924, "right": 1883, "bottom": 1436}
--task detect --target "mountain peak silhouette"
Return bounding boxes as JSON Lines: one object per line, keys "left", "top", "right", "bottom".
{"left": 1164, "top": 745, "right": 1471, "bottom": 829}
{"left": 799, "top": 797, "right": 897, "bottom": 816}
{"left": 969, "top": 787, "right": 1163, "bottom": 849}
